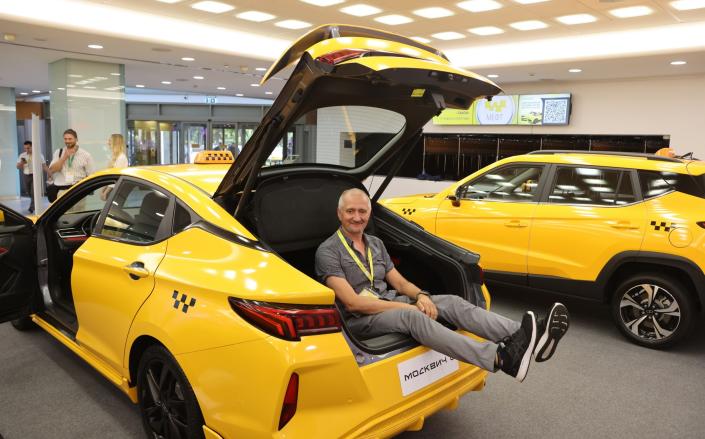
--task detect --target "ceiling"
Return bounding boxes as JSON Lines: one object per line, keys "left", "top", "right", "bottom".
{"left": 1, "top": 0, "right": 704, "bottom": 100}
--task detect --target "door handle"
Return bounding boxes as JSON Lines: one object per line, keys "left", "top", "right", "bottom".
{"left": 610, "top": 221, "right": 639, "bottom": 230}
{"left": 504, "top": 220, "right": 528, "bottom": 228}
{"left": 123, "top": 261, "right": 150, "bottom": 280}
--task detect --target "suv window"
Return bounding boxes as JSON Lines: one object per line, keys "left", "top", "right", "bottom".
{"left": 460, "top": 165, "right": 544, "bottom": 202}
{"left": 173, "top": 202, "right": 194, "bottom": 235}
{"left": 549, "top": 166, "right": 635, "bottom": 206}
{"left": 101, "top": 181, "right": 170, "bottom": 243}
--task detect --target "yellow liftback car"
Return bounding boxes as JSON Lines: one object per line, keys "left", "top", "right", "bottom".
{"left": 383, "top": 151, "right": 705, "bottom": 349}
{"left": 0, "top": 25, "right": 500, "bottom": 438}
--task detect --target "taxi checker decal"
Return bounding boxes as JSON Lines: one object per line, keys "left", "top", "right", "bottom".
{"left": 650, "top": 220, "right": 679, "bottom": 232}
{"left": 401, "top": 208, "right": 416, "bottom": 216}
{"left": 172, "top": 290, "right": 196, "bottom": 313}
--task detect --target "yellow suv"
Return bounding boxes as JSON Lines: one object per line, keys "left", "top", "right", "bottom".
{"left": 383, "top": 150, "right": 705, "bottom": 349}
{"left": 0, "top": 25, "right": 499, "bottom": 438}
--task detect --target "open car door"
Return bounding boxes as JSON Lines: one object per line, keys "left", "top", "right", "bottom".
{"left": 0, "top": 205, "right": 41, "bottom": 322}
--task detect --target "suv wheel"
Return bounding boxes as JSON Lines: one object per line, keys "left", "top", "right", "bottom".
{"left": 137, "top": 345, "right": 205, "bottom": 439}
{"left": 611, "top": 273, "right": 695, "bottom": 349}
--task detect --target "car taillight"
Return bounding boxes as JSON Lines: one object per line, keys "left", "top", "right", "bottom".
{"left": 278, "top": 373, "right": 299, "bottom": 430}
{"left": 316, "top": 49, "right": 368, "bottom": 65}
{"left": 228, "top": 298, "right": 341, "bottom": 341}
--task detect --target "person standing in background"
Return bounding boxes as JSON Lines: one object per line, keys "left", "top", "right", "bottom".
{"left": 16, "top": 140, "right": 47, "bottom": 213}
{"left": 101, "top": 134, "right": 129, "bottom": 200}
{"left": 48, "top": 128, "right": 94, "bottom": 199}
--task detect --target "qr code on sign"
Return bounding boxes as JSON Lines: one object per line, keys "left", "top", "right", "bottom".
{"left": 542, "top": 98, "right": 569, "bottom": 124}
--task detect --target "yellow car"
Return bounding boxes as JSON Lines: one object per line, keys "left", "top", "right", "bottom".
{"left": 383, "top": 151, "right": 705, "bottom": 349}
{"left": 0, "top": 25, "right": 500, "bottom": 438}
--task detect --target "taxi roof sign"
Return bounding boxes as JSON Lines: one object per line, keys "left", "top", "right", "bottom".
{"left": 194, "top": 150, "right": 234, "bottom": 164}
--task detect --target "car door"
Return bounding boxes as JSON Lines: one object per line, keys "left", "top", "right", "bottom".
{"left": 0, "top": 205, "right": 41, "bottom": 322}
{"left": 528, "top": 165, "right": 646, "bottom": 297}
{"left": 70, "top": 178, "right": 173, "bottom": 372}
{"left": 435, "top": 163, "right": 548, "bottom": 283}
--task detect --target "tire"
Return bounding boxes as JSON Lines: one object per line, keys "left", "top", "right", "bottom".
{"left": 11, "top": 316, "right": 36, "bottom": 331}
{"left": 611, "top": 273, "right": 695, "bottom": 349}
{"left": 136, "top": 345, "right": 205, "bottom": 439}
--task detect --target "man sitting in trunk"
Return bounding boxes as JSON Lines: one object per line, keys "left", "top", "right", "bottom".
{"left": 315, "top": 188, "right": 569, "bottom": 382}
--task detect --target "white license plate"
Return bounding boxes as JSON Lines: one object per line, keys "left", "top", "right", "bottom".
{"left": 397, "top": 350, "right": 459, "bottom": 396}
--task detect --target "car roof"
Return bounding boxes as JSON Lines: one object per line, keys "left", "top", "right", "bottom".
{"left": 502, "top": 152, "right": 701, "bottom": 175}
{"left": 139, "top": 164, "right": 229, "bottom": 195}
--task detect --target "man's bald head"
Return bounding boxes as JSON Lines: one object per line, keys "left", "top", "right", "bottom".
{"left": 338, "top": 188, "right": 371, "bottom": 211}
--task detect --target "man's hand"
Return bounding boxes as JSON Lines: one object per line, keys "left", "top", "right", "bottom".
{"left": 415, "top": 294, "right": 438, "bottom": 320}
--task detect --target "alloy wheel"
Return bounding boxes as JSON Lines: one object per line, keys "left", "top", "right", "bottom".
{"left": 139, "top": 359, "right": 190, "bottom": 439}
{"left": 618, "top": 283, "right": 681, "bottom": 341}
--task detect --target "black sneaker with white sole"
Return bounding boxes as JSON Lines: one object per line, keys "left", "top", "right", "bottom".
{"left": 498, "top": 311, "right": 537, "bottom": 383}
{"left": 534, "top": 303, "right": 570, "bottom": 362}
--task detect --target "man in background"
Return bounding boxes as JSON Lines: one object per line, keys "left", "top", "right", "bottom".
{"left": 48, "top": 129, "right": 94, "bottom": 199}
{"left": 16, "top": 140, "right": 47, "bottom": 213}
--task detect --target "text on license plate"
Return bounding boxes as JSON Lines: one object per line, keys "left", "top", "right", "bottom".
{"left": 397, "top": 350, "right": 459, "bottom": 396}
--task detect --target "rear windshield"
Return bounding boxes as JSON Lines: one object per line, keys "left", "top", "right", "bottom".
{"left": 264, "top": 105, "right": 406, "bottom": 169}
{"left": 638, "top": 170, "right": 705, "bottom": 200}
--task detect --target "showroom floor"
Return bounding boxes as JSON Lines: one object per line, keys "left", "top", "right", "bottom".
{"left": 0, "top": 288, "right": 703, "bottom": 439}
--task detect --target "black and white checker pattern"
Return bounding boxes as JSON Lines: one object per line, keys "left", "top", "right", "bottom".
{"left": 172, "top": 290, "right": 197, "bottom": 313}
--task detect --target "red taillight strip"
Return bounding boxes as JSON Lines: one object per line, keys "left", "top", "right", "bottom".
{"left": 278, "top": 373, "right": 299, "bottom": 430}
{"left": 315, "top": 49, "right": 368, "bottom": 65}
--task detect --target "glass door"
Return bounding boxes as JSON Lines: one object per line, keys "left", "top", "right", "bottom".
{"left": 238, "top": 123, "right": 258, "bottom": 153}
{"left": 212, "top": 124, "right": 239, "bottom": 158}
{"left": 182, "top": 123, "right": 207, "bottom": 164}
{"left": 159, "top": 122, "right": 181, "bottom": 164}
{"left": 128, "top": 121, "right": 158, "bottom": 165}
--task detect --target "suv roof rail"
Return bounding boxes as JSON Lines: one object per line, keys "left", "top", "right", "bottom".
{"left": 526, "top": 150, "right": 682, "bottom": 163}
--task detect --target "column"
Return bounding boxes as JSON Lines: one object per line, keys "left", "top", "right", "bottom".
{"left": 0, "top": 87, "right": 20, "bottom": 199}
{"left": 49, "top": 59, "right": 126, "bottom": 170}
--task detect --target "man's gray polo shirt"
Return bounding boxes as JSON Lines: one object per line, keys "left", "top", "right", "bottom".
{"left": 315, "top": 229, "right": 396, "bottom": 300}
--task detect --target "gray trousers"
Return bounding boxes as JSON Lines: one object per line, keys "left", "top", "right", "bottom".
{"left": 346, "top": 294, "right": 520, "bottom": 371}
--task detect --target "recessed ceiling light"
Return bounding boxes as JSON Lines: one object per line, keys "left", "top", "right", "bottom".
{"left": 84, "top": 86, "right": 96, "bottom": 89}
{"left": 110, "top": 72, "right": 121, "bottom": 76}
{"left": 193, "top": 75, "right": 205, "bottom": 79}
{"left": 87, "top": 44, "right": 103, "bottom": 49}
{"left": 469, "top": 26, "right": 504, "bottom": 35}
{"left": 191, "top": 1, "right": 235, "bottom": 14}
{"left": 236, "top": 93, "right": 244, "bottom": 96}
{"left": 275, "top": 19, "right": 311, "bottom": 29}
{"left": 568, "top": 68, "right": 582, "bottom": 73}
{"left": 431, "top": 31, "right": 466, "bottom": 40}
{"left": 671, "top": 0, "right": 705, "bottom": 10}
{"left": 513, "top": 0, "right": 550, "bottom": 4}
{"left": 265, "top": 91, "right": 273, "bottom": 95}
{"left": 456, "top": 0, "right": 503, "bottom": 13}
{"left": 250, "top": 83, "right": 260, "bottom": 87}
{"left": 181, "top": 57, "right": 195, "bottom": 61}
{"left": 509, "top": 20, "right": 548, "bottom": 30}
{"left": 609, "top": 6, "right": 653, "bottom": 18}
{"left": 161, "top": 80, "right": 172, "bottom": 84}
{"left": 156, "top": 0, "right": 184, "bottom": 3}
{"left": 217, "top": 86, "right": 226, "bottom": 90}
{"left": 300, "top": 0, "right": 344, "bottom": 6}
{"left": 556, "top": 13, "right": 597, "bottom": 25}
{"left": 68, "top": 74, "right": 83, "bottom": 78}
{"left": 411, "top": 36, "right": 432, "bottom": 43}
{"left": 57, "top": 87, "right": 65, "bottom": 90}
{"left": 670, "top": 60, "right": 687, "bottom": 65}
{"left": 340, "top": 4, "right": 382, "bottom": 17}
{"left": 413, "top": 7, "right": 454, "bottom": 19}
{"left": 20, "top": 92, "right": 28, "bottom": 95}
{"left": 487, "top": 74, "right": 499, "bottom": 78}
{"left": 135, "top": 84, "right": 145, "bottom": 88}
{"left": 255, "top": 67, "right": 268, "bottom": 71}
{"left": 32, "top": 90, "right": 41, "bottom": 93}
{"left": 237, "top": 11, "right": 276, "bottom": 22}
{"left": 374, "top": 14, "right": 413, "bottom": 25}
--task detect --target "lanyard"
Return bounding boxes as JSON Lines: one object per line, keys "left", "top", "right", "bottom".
{"left": 337, "top": 230, "right": 374, "bottom": 286}
{"left": 67, "top": 154, "right": 74, "bottom": 168}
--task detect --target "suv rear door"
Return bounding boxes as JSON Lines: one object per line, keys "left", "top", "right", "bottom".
{"left": 528, "top": 164, "right": 646, "bottom": 298}
{"left": 0, "top": 205, "right": 41, "bottom": 322}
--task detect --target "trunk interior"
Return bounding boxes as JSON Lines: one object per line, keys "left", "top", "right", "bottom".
{"left": 236, "top": 171, "right": 485, "bottom": 354}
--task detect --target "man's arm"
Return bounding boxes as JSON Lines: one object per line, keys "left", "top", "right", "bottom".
{"left": 48, "top": 150, "right": 66, "bottom": 174}
{"left": 326, "top": 275, "right": 416, "bottom": 315}
{"left": 386, "top": 268, "right": 438, "bottom": 320}
{"left": 16, "top": 155, "right": 25, "bottom": 170}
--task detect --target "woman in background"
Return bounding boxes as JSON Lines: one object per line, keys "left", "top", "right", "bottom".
{"left": 101, "top": 134, "right": 129, "bottom": 200}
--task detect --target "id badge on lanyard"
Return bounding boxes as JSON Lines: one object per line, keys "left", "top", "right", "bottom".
{"left": 65, "top": 156, "right": 75, "bottom": 184}
{"left": 337, "top": 230, "right": 377, "bottom": 297}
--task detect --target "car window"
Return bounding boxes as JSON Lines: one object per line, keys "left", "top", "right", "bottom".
{"left": 460, "top": 165, "right": 544, "bottom": 202}
{"left": 172, "top": 202, "right": 194, "bottom": 235}
{"left": 101, "top": 181, "right": 170, "bottom": 243}
{"left": 64, "top": 184, "right": 115, "bottom": 215}
{"left": 263, "top": 105, "right": 406, "bottom": 169}
{"left": 549, "top": 166, "right": 635, "bottom": 206}
{"left": 638, "top": 170, "right": 679, "bottom": 199}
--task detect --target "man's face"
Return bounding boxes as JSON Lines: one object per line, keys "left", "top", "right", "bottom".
{"left": 338, "top": 193, "right": 370, "bottom": 236}
{"left": 23, "top": 144, "right": 31, "bottom": 154}
{"left": 63, "top": 134, "right": 77, "bottom": 148}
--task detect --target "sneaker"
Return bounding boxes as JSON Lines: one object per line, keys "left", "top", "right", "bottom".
{"left": 534, "top": 303, "right": 570, "bottom": 362}
{"left": 498, "top": 311, "right": 537, "bottom": 382}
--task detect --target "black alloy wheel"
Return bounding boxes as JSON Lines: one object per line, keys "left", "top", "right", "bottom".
{"left": 611, "top": 273, "right": 695, "bottom": 349}
{"left": 137, "top": 345, "right": 205, "bottom": 439}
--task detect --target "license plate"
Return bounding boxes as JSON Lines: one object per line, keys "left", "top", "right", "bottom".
{"left": 397, "top": 350, "right": 459, "bottom": 396}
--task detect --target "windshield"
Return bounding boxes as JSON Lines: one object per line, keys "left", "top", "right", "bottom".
{"left": 264, "top": 105, "right": 406, "bottom": 169}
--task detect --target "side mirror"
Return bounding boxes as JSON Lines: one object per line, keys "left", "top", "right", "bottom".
{"left": 447, "top": 195, "right": 461, "bottom": 207}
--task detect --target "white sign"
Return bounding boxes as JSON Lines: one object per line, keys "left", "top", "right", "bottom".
{"left": 397, "top": 350, "right": 459, "bottom": 396}
{"left": 475, "top": 95, "right": 515, "bottom": 125}
{"left": 205, "top": 96, "right": 217, "bottom": 104}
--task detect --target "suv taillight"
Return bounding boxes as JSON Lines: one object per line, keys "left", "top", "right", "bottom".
{"left": 316, "top": 49, "right": 369, "bottom": 65}
{"left": 278, "top": 373, "right": 299, "bottom": 430}
{"left": 229, "top": 298, "right": 341, "bottom": 341}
